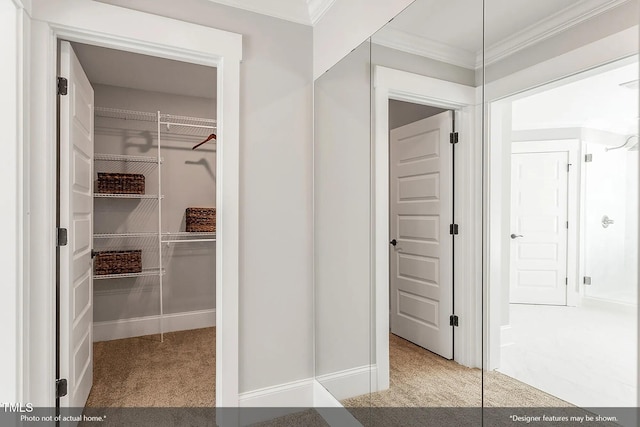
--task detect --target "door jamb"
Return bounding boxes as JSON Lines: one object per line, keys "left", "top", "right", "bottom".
{"left": 372, "top": 66, "right": 482, "bottom": 391}
{"left": 27, "top": 0, "right": 242, "bottom": 408}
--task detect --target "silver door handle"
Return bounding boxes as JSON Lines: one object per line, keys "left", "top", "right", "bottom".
{"left": 510, "top": 234, "right": 523, "bottom": 239}
{"left": 602, "top": 215, "right": 614, "bottom": 228}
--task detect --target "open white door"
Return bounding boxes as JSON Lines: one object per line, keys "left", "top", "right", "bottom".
{"left": 59, "top": 41, "right": 94, "bottom": 407}
{"left": 509, "top": 145, "right": 569, "bottom": 306}
{"left": 389, "top": 111, "right": 453, "bottom": 359}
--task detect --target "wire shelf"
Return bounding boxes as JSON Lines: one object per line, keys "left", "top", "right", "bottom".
{"left": 95, "top": 106, "right": 156, "bottom": 122}
{"left": 93, "top": 268, "right": 165, "bottom": 280}
{"left": 160, "top": 113, "right": 216, "bottom": 127}
{"left": 94, "top": 193, "right": 162, "bottom": 199}
{"left": 162, "top": 232, "right": 217, "bottom": 237}
{"left": 94, "top": 232, "right": 159, "bottom": 239}
{"left": 95, "top": 153, "right": 162, "bottom": 164}
{"left": 161, "top": 232, "right": 216, "bottom": 244}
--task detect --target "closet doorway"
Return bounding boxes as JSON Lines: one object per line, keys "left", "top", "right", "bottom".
{"left": 57, "top": 40, "right": 219, "bottom": 409}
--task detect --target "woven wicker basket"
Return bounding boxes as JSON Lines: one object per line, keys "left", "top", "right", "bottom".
{"left": 186, "top": 207, "right": 216, "bottom": 232}
{"left": 97, "top": 173, "right": 145, "bottom": 194}
{"left": 94, "top": 250, "right": 142, "bottom": 275}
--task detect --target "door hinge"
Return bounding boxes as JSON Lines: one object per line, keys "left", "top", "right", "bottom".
{"left": 585, "top": 154, "right": 593, "bottom": 162}
{"left": 583, "top": 276, "right": 592, "bottom": 285}
{"left": 57, "top": 227, "right": 68, "bottom": 247}
{"left": 449, "top": 315, "right": 459, "bottom": 327}
{"left": 566, "top": 221, "right": 569, "bottom": 229}
{"left": 565, "top": 277, "right": 568, "bottom": 285}
{"left": 450, "top": 132, "right": 459, "bottom": 144}
{"left": 449, "top": 224, "right": 459, "bottom": 235}
{"left": 567, "top": 163, "right": 572, "bottom": 172}
{"left": 57, "top": 77, "right": 68, "bottom": 96}
{"left": 55, "top": 378, "right": 68, "bottom": 398}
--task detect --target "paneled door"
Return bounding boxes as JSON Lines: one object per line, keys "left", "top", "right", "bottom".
{"left": 509, "top": 145, "right": 569, "bottom": 305}
{"left": 389, "top": 111, "right": 453, "bottom": 359}
{"left": 59, "top": 41, "right": 95, "bottom": 407}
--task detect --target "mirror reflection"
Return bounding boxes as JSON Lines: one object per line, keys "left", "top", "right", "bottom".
{"left": 484, "top": 0, "right": 638, "bottom": 424}
{"left": 314, "top": 0, "right": 638, "bottom": 424}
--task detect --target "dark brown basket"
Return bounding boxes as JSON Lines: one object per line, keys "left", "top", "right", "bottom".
{"left": 97, "top": 173, "right": 145, "bottom": 194}
{"left": 94, "top": 250, "right": 142, "bottom": 275}
{"left": 186, "top": 207, "right": 216, "bottom": 232}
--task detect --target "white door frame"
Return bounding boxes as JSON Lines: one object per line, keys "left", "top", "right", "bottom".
{"left": 373, "top": 66, "right": 482, "bottom": 391}
{"left": 25, "top": 0, "right": 241, "bottom": 407}
{"left": 483, "top": 27, "right": 638, "bottom": 370}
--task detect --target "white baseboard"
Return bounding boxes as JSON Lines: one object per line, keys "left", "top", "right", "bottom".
{"left": 93, "top": 308, "right": 216, "bottom": 342}
{"left": 315, "top": 365, "right": 376, "bottom": 401}
{"left": 500, "top": 325, "right": 514, "bottom": 347}
{"left": 236, "top": 378, "right": 362, "bottom": 427}
{"left": 238, "top": 378, "right": 315, "bottom": 425}
{"left": 313, "top": 380, "right": 362, "bottom": 427}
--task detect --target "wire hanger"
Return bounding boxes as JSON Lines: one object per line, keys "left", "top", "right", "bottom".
{"left": 193, "top": 133, "right": 216, "bottom": 150}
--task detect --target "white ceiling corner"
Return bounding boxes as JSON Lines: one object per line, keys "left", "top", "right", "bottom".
{"left": 307, "top": 0, "right": 337, "bottom": 25}
{"left": 373, "top": 27, "right": 477, "bottom": 69}
{"left": 205, "top": 0, "right": 313, "bottom": 25}
{"left": 478, "top": 0, "right": 630, "bottom": 68}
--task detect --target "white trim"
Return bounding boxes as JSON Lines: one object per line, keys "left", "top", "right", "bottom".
{"left": 479, "top": 0, "right": 629, "bottom": 67}
{"left": 235, "top": 379, "right": 362, "bottom": 426}
{"left": 500, "top": 325, "right": 513, "bottom": 348}
{"left": 368, "top": 0, "right": 628, "bottom": 70}
{"left": 239, "top": 378, "right": 314, "bottom": 407}
{"left": 373, "top": 66, "right": 482, "bottom": 391}
{"left": 307, "top": 0, "right": 336, "bottom": 25}
{"left": 315, "top": 365, "right": 375, "bottom": 401}
{"left": 93, "top": 309, "right": 216, "bottom": 342}
{"left": 373, "top": 28, "right": 476, "bottom": 69}
{"left": 26, "top": 0, "right": 241, "bottom": 408}
{"left": 313, "top": 381, "right": 362, "bottom": 427}
{"left": 484, "top": 27, "right": 638, "bottom": 101}
{"left": 238, "top": 379, "right": 314, "bottom": 425}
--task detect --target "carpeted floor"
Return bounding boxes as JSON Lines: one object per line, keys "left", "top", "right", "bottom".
{"left": 342, "top": 333, "right": 572, "bottom": 408}
{"left": 86, "top": 327, "right": 215, "bottom": 407}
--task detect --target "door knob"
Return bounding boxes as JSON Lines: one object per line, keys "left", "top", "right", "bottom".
{"left": 601, "top": 215, "right": 615, "bottom": 228}
{"left": 510, "top": 234, "right": 523, "bottom": 239}
{"left": 390, "top": 239, "right": 397, "bottom": 246}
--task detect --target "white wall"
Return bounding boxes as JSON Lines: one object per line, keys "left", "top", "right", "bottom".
{"left": 313, "top": 0, "right": 414, "bottom": 79}
{"left": 314, "top": 42, "right": 372, "bottom": 383}
{"left": 0, "top": 0, "right": 22, "bottom": 403}
{"left": 97, "top": 0, "right": 314, "bottom": 393}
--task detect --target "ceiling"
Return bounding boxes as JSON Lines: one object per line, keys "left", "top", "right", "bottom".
{"left": 204, "top": 0, "right": 627, "bottom": 70}
{"left": 373, "top": 0, "right": 626, "bottom": 68}
{"left": 204, "top": 0, "right": 336, "bottom": 25}
{"left": 512, "top": 61, "right": 639, "bottom": 135}
{"left": 72, "top": 43, "right": 217, "bottom": 99}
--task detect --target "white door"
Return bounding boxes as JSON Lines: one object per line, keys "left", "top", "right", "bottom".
{"left": 390, "top": 111, "right": 453, "bottom": 359}
{"left": 509, "top": 147, "right": 568, "bottom": 305}
{"left": 59, "top": 41, "right": 94, "bottom": 407}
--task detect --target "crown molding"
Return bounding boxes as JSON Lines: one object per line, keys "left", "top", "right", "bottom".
{"left": 374, "top": 0, "right": 629, "bottom": 70}
{"left": 477, "top": 0, "right": 630, "bottom": 68}
{"left": 373, "top": 27, "right": 476, "bottom": 69}
{"left": 206, "top": 0, "right": 312, "bottom": 25}
{"left": 307, "top": 0, "right": 336, "bottom": 25}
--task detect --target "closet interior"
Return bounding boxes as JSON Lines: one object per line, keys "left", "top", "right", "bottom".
{"left": 73, "top": 42, "right": 218, "bottom": 406}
